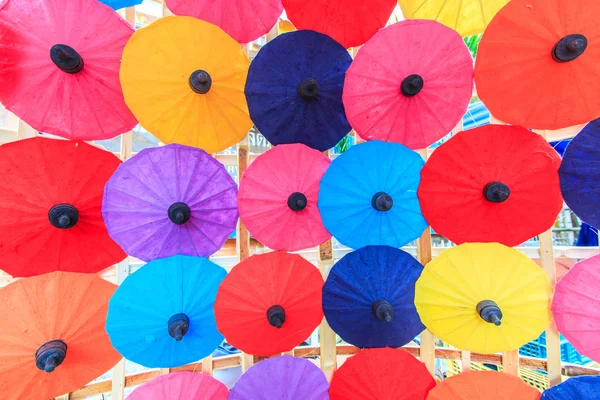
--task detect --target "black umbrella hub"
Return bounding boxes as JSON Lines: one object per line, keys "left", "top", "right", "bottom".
{"left": 553, "top": 34, "right": 587, "bottom": 63}
{"left": 189, "top": 70, "right": 212, "bottom": 94}
{"left": 476, "top": 300, "right": 503, "bottom": 326}
{"left": 168, "top": 202, "right": 191, "bottom": 225}
{"left": 298, "top": 78, "right": 319, "bottom": 100}
{"left": 372, "top": 298, "right": 394, "bottom": 322}
{"left": 267, "top": 305, "right": 286, "bottom": 328}
{"left": 168, "top": 313, "right": 190, "bottom": 341}
{"left": 288, "top": 192, "right": 308, "bottom": 211}
{"left": 401, "top": 74, "right": 424, "bottom": 97}
{"left": 483, "top": 182, "right": 510, "bottom": 203}
{"left": 35, "top": 340, "right": 67, "bottom": 373}
{"left": 48, "top": 204, "right": 79, "bottom": 229}
{"left": 372, "top": 192, "right": 393, "bottom": 212}
{"left": 50, "top": 44, "right": 84, "bottom": 74}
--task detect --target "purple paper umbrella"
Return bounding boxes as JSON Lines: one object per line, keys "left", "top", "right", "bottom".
{"left": 229, "top": 356, "right": 329, "bottom": 400}
{"left": 102, "top": 144, "right": 238, "bottom": 261}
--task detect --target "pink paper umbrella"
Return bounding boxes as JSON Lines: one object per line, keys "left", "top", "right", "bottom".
{"left": 164, "top": 0, "right": 283, "bottom": 44}
{"left": 343, "top": 20, "right": 473, "bottom": 150}
{"left": 0, "top": 0, "right": 137, "bottom": 140}
{"left": 128, "top": 372, "right": 228, "bottom": 400}
{"left": 238, "top": 144, "right": 331, "bottom": 251}
{"left": 552, "top": 254, "right": 600, "bottom": 363}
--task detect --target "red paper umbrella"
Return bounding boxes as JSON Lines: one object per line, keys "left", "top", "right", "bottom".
{"left": 214, "top": 251, "right": 324, "bottom": 356}
{"left": 418, "top": 125, "right": 562, "bottom": 246}
{"left": 0, "top": 0, "right": 137, "bottom": 140}
{"left": 329, "top": 348, "right": 435, "bottom": 399}
{"left": 238, "top": 144, "right": 331, "bottom": 251}
{"left": 282, "top": 0, "right": 397, "bottom": 48}
{"left": 0, "top": 138, "right": 126, "bottom": 277}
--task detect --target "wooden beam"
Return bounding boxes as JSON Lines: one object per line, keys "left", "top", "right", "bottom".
{"left": 503, "top": 351, "right": 520, "bottom": 376}
{"left": 319, "top": 238, "right": 337, "bottom": 382}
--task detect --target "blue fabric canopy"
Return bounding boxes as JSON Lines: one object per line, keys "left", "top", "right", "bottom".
{"left": 559, "top": 119, "right": 600, "bottom": 230}
{"left": 541, "top": 376, "right": 600, "bottom": 399}
{"left": 105, "top": 255, "right": 226, "bottom": 368}
{"left": 318, "top": 140, "right": 428, "bottom": 249}
{"left": 322, "top": 246, "right": 425, "bottom": 348}
{"left": 99, "top": 0, "right": 143, "bottom": 10}
{"left": 245, "top": 30, "right": 352, "bottom": 151}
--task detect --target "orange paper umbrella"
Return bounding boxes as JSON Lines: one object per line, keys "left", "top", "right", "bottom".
{"left": 214, "top": 251, "right": 324, "bottom": 356}
{"left": 475, "top": 0, "right": 600, "bottom": 129}
{"left": 427, "top": 371, "right": 541, "bottom": 400}
{"left": 0, "top": 272, "right": 120, "bottom": 400}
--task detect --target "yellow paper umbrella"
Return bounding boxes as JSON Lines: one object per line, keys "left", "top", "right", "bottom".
{"left": 415, "top": 243, "right": 552, "bottom": 354}
{"left": 398, "top": 0, "right": 509, "bottom": 37}
{"left": 120, "top": 16, "right": 253, "bottom": 153}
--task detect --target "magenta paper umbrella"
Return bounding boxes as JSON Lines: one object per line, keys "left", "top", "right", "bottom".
{"left": 238, "top": 144, "right": 331, "bottom": 251}
{"left": 343, "top": 20, "right": 473, "bottom": 150}
{"left": 102, "top": 144, "right": 238, "bottom": 261}
{"left": 552, "top": 254, "right": 600, "bottom": 362}
{"left": 128, "top": 372, "right": 228, "bottom": 400}
{"left": 229, "top": 356, "right": 329, "bottom": 400}
{"left": 0, "top": 0, "right": 137, "bottom": 140}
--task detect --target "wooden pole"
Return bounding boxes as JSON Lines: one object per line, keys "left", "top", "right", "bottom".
{"left": 319, "top": 238, "right": 337, "bottom": 381}
{"left": 111, "top": 259, "right": 130, "bottom": 400}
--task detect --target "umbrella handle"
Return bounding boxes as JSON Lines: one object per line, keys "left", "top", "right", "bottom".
{"left": 189, "top": 70, "right": 213, "bottom": 94}
{"left": 48, "top": 204, "right": 79, "bottom": 229}
{"left": 372, "top": 299, "right": 394, "bottom": 322}
{"left": 267, "top": 305, "right": 286, "bottom": 328}
{"left": 35, "top": 340, "right": 67, "bottom": 373}
{"left": 476, "top": 300, "right": 503, "bottom": 326}
{"left": 287, "top": 192, "right": 308, "bottom": 211}
{"left": 298, "top": 78, "right": 319, "bottom": 100}
{"left": 168, "top": 313, "right": 190, "bottom": 341}
{"left": 483, "top": 182, "right": 510, "bottom": 203}
{"left": 401, "top": 74, "right": 424, "bottom": 97}
{"left": 168, "top": 202, "right": 191, "bottom": 225}
{"left": 553, "top": 34, "right": 588, "bottom": 63}
{"left": 50, "top": 44, "right": 84, "bottom": 74}
{"left": 372, "top": 192, "right": 394, "bottom": 212}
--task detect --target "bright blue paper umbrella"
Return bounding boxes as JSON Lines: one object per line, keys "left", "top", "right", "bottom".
{"left": 318, "top": 140, "right": 428, "bottom": 249}
{"left": 560, "top": 119, "right": 600, "bottom": 228}
{"left": 106, "top": 255, "right": 226, "bottom": 368}
{"left": 244, "top": 30, "right": 352, "bottom": 152}
{"left": 99, "top": 0, "right": 143, "bottom": 10}
{"left": 541, "top": 376, "right": 600, "bottom": 399}
{"left": 322, "top": 245, "right": 425, "bottom": 348}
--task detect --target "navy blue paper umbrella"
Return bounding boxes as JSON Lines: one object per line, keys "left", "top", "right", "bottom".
{"left": 245, "top": 30, "right": 352, "bottom": 152}
{"left": 560, "top": 119, "right": 600, "bottom": 228}
{"left": 322, "top": 246, "right": 425, "bottom": 348}
{"left": 99, "top": 0, "right": 143, "bottom": 10}
{"left": 541, "top": 376, "right": 600, "bottom": 399}
{"left": 106, "top": 255, "right": 226, "bottom": 368}
{"left": 318, "top": 140, "right": 428, "bottom": 249}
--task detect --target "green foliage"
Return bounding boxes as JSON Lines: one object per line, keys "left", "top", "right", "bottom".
{"left": 463, "top": 34, "right": 483, "bottom": 59}
{"left": 334, "top": 134, "right": 352, "bottom": 154}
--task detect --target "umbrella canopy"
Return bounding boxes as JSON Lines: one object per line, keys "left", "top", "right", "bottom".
{"left": 282, "top": 0, "right": 396, "bottom": 48}
{"left": 128, "top": 372, "right": 228, "bottom": 400}
{"left": 418, "top": 124, "right": 563, "bottom": 247}
{"left": 245, "top": 30, "right": 352, "bottom": 152}
{"left": 238, "top": 144, "right": 331, "bottom": 251}
{"left": 552, "top": 254, "right": 600, "bottom": 363}
{"left": 541, "top": 376, "right": 600, "bottom": 400}
{"left": 214, "top": 251, "right": 324, "bottom": 356}
{"left": 415, "top": 243, "right": 552, "bottom": 354}
{"left": 0, "top": 137, "right": 125, "bottom": 277}
{"left": 318, "top": 141, "right": 428, "bottom": 249}
{"left": 475, "top": 0, "right": 600, "bottom": 130}
{"left": 0, "top": 0, "right": 137, "bottom": 140}
{"left": 559, "top": 120, "right": 600, "bottom": 228}
{"left": 106, "top": 255, "right": 226, "bottom": 368}
{"left": 99, "top": 0, "right": 143, "bottom": 10}
{"left": 322, "top": 246, "right": 425, "bottom": 348}
{"left": 229, "top": 356, "right": 329, "bottom": 400}
{"left": 343, "top": 20, "right": 473, "bottom": 150}
{"left": 0, "top": 272, "right": 120, "bottom": 400}
{"left": 427, "top": 371, "right": 542, "bottom": 400}
{"left": 102, "top": 144, "right": 238, "bottom": 262}
{"left": 164, "top": 0, "right": 283, "bottom": 44}
{"left": 329, "top": 348, "right": 435, "bottom": 399}
{"left": 398, "top": 0, "right": 509, "bottom": 37}
{"left": 120, "top": 16, "right": 252, "bottom": 153}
